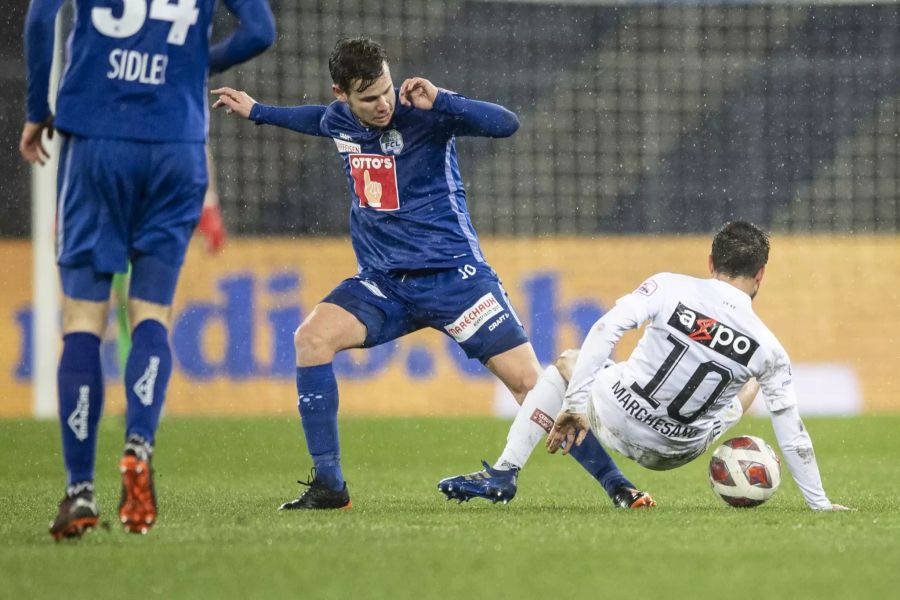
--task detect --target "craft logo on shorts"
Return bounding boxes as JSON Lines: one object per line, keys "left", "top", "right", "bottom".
{"left": 444, "top": 292, "right": 505, "bottom": 342}
{"left": 349, "top": 154, "right": 400, "bottom": 211}
{"left": 379, "top": 129, "right": 404, "bottom": 155}
{"left": 667, "top": 302, "right": 759, "bottom": 366}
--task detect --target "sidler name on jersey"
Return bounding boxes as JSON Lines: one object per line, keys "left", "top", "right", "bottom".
{"left": 667, "top": 302, "right": 760, "bottom": 366}
{"left": 107, "top": 49, "right": 168, "bottom": 85}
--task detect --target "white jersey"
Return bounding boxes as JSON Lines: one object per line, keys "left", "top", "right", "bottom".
{"left": 564, "top": 273, "right": 833, "bottom": 509}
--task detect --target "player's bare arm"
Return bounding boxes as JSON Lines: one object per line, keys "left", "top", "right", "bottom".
{"left": 212, "top": 87, "right": 258, "bottom": 119}
{"left": 399, "top": 77, "right": 439, "bottom": 110}
{"left": 19, "top": 116, "right": 54, "bottom": 165}
{"left": 546, "top": 410, "right": 590, "bottom": 455}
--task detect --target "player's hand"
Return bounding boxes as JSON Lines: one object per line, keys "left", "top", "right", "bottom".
{"left": 399, "top": 77, "right": 439, "bottom": 110}
{"left": 211, "top": 87, "right": 257, "bottom": 119}
{"left": 19, "top": 117, "right": 55, "bottom": 166}
{"left": 546, "top": 410, "right": 590, "bottom": 455}
{"left": 197, "top": 203, "right": 226, "bottom": 254}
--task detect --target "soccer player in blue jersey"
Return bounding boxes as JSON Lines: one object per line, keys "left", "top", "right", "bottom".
{"left": 213, "top": 37, "right": 652, "bottom": 511}
{"left": 21, "top": 0, "right": 276, "bottom": 539}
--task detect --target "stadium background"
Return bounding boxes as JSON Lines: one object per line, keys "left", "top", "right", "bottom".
{"left": 1, "top": 0, "right": 897, "bottom": 417}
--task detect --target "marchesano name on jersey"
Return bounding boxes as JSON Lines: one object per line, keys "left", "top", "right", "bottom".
{"left": 611, "top": 380, "right": 701, "bottom": 440}
{"left": 667, "top": 302, "right": 760, "bottom": 366}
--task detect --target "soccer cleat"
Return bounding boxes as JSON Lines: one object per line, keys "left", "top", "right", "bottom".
{"left": 118, "top": 434, "right": 157, "bottom": 534}
{"left": 279, "top": 470, "right": 352, "bottom": 510}
{"left": 611, "top": 486, "right": 657, "bottom": 509}
{"left": 49, "top": 483, "right": 100, "bottom": 541}
{"left": 437, "top": 460, "right": 518, "bottom": 504}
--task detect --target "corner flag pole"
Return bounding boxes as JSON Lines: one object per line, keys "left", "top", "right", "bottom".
{"left": 31, "top": 12, "right": 64, "bottom": 418}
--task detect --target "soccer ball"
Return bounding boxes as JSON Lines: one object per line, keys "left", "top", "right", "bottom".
{"left": 708, "top": 436, "right": 781, "bottom": 508}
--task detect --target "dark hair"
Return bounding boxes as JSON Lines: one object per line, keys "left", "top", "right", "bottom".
{"left": 329, "top": 37, "right": 388, "bottom": 93}
{"left": 711, "top": 221, "right": 770, "bottom": 278}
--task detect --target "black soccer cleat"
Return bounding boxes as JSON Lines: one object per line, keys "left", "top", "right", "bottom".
{"left": 49, "top": 482, "right": 100, "bottom": 541}
{"left": 279, "top": 470, "right": 352, "bottom": 510}
{"left": 611, "top": 486, "right": 657, "bottom": 509}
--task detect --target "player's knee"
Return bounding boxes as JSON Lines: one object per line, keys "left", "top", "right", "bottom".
{"left": 506, "top": 368, "right": 539, "bottom": 403}
{"left": 294, "top": 323, "right": 336, "bottom": 365}
{"left": 553, "top": 349, "right": 579, "bottom": 382}
{"left": 62, "top": 297, "right": 109, "bottom": 337}
{"left": 128, "top": 299, "right": 172, "bottom": 330}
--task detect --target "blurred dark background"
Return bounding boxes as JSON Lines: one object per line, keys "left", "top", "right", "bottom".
{"left": 4, "top": 1, "right": 899, "bottom": 238}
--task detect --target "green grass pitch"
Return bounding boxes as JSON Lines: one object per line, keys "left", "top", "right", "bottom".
{"left": 1, "top": 415, "right": 898, "bottom": 599}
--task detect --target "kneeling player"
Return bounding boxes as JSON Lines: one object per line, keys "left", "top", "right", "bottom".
{"left": 441, "top": 221, "right": 849, "bottom": 511}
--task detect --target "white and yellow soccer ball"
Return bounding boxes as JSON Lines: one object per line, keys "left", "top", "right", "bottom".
{"left": 708, "top": 435, "right": 781, "bottom": 507}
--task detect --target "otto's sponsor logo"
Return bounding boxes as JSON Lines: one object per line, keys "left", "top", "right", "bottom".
{"left": 667, "top": 302, "right": 759, "bottom": 366}
{"left": 530, "top": 408, "right": 554, "bottom": 433}
{"left": 444, "top": 293, "right": 505, "bottom": 342}
{"left": 348, "top": 154, "right": 400, "bottom": 211}
{"left": 350, "top": 155, "right": 394, "bottom": 170}
{"left": 636, "top": 278, "right": 658, "bottom": 297}
{"left": 379, "top": 129, "right": 404, "bottom": 155}
{"left": 333, "top": 138, "right": 362, "bottom": 154}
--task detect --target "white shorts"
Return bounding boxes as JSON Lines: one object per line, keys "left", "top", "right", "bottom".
{"left": 588, "top": 382, "right": 744, "bottom": 471}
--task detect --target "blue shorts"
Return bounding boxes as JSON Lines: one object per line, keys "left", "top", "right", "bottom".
{"left": 56, "top": 135, "right": 207, "bottom": 305}
{"left": 322, "top": 264, "right": 530, "bottom": 363}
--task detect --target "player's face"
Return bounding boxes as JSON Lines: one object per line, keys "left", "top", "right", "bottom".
{"left": 335, "top": 64, "right": 396, "bottom": 129}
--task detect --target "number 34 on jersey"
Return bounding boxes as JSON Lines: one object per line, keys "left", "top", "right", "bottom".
{"left": 94, "top": 0, "right": 200, "bottom": 85}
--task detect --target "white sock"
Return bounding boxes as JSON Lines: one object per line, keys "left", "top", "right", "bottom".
{"left": 494, "top": 365, "right": 566, "bottom": 470}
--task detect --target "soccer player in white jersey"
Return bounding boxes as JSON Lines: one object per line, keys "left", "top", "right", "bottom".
{"left": 441, "top": 221, "right": 849, "bottom": 511}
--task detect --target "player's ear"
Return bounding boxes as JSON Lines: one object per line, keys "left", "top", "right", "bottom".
{"left": 754, "top": 265, "right": 766, "bottom": 284}
{"left": 708, "top": 254, "right": 715, "bottom": 275}
{"left": 333, "top": 84, "right": 348, "bottom": 103}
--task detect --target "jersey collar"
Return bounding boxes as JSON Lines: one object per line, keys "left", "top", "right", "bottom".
{"left": 709, "top": 278, "right": 753, "bottom": 307}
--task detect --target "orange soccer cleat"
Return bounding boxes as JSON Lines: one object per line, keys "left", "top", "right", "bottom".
{"left": 118, "top": 435, "right": 157, "bottom": 534}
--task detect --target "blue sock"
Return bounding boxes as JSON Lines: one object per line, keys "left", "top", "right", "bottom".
{"left": 124, "top": 320, "right": 172, "bottom": 445}
{"left": 296, "top": 364, "right": 344, "bottom": 491}
{"left": 57, "top": 332, "right": 104, "bottom": 487}
{"left": 569, "top": 430, "right": 634, "bottom": 496}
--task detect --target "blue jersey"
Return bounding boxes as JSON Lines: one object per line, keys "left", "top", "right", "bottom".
{"left": 251, "top": 90, "right": 519, "bottom": 272}
{"left": 25, "top": 0, "right": 275, "bottom": 142}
